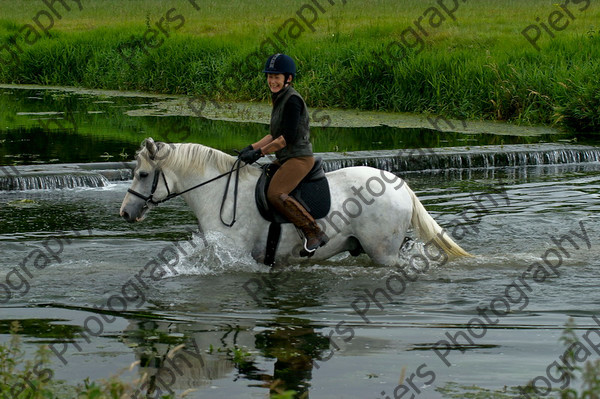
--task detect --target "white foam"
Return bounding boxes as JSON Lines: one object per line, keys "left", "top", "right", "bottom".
{"left": 163, "top": 231, "right": 267, "bottom": 276}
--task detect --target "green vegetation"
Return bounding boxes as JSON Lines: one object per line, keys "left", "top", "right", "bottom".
{"left": 0, "top": 321, "right": 302, "bottom": 398}
{"left": 0, "top": 322, "right": 155, "bottom": 399}
{"left": 0, "top": 322, "right": 54, "bottom": 398}
{"left": 2, "top": 317, "right": 600, "bottom": 399}
{"left": 434, "top": 317, "right": 600, "bottom": 398}
{"left": 0, "top": 0, "right": 599, "bottom": 131}
{"left": 520, "top": 318, "right": 600, "bottom": 399}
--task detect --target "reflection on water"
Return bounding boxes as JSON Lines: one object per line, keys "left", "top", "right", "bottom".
{"left": 2, "top": 86, "right": 600, "bottom": 398}
{"left": 0, "top": 163, "right": 599, "bottom": 398}
{"left": 0, "top": 87, "right": 569, "bottom": 166}
{"left": 255, "top": 319, "right": 329, "bottom": 397}
{"left": 121, "top": 316, "right": 329, "bottom": 398}
{"left": 124, "top": 320, "right": 235, "bottom": 396}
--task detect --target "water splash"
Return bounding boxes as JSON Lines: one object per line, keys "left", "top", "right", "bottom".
{"left": 163, "top": 231, "right": 266, "bottom": 276}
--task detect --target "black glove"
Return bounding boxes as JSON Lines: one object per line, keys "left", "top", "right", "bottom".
{"left": 239, "top": 145, "right": 253, "bottom": 157}
{"left": 240, "top": 148, "right": 263, "bottom": 164}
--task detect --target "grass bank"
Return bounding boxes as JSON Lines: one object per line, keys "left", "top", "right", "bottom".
{"left": 0, "top": 0, "right": 599, "bottom": 131}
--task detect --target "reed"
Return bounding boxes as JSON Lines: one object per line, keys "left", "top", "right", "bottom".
{"left": 0, "top": 0, "right": 598, "bottom": 131}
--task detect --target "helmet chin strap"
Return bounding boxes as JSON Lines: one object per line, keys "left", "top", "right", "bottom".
{"left": 274, "top": 80, "right": 291, "bottom": 94}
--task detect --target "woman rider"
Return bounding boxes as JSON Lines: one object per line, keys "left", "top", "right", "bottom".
{"left": 239, "top": 53, "right": 328, "bottom": 255}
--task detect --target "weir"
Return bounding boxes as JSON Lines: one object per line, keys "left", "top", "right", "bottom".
{"left": 0, "top": 162, "right": 133, "bottom": 191}
{"left": 1, "top": 144, "right": 599, "bottom": 191}
{"left": 1, "top": 173, "right": 109, "bottom": 190}
{"left": 318, "top": 143, "right": 600, "bottom": 174}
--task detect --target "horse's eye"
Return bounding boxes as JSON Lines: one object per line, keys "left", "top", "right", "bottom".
{"left": 139, "top": 171, "right": 149, "bottom": 179}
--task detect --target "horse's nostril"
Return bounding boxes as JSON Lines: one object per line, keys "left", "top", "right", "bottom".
{"left": 121, "top": 211, "right": 129, "bottom": 220}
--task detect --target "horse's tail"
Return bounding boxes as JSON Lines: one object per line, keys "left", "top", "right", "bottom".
{"left": 407, "top": 186, "right": 473, "bottom": 258}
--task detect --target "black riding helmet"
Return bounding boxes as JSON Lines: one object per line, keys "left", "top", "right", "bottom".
{"left": 263, "top": 53, "right": 296, "bottom": 86}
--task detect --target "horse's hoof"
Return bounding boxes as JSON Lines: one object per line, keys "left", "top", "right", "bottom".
{"left": 400, "top": 236, "right": 414, "bottom": 252}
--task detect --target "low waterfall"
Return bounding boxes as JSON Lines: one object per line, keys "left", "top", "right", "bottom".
{"left": 2, "top": 144, "right": 599, "bottom": 191}
{"left": 1, "top": 173, "right": 110, "bottom": 190}
{"left": 318, "top": 144, "right": 600, "bottom": 173}
{"left": 0, "top": 162, "right": 134, "bottom": 191}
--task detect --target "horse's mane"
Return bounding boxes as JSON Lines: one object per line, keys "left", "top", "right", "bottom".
{"left": 140, "top": 142, "right": 258, "bottom": 177}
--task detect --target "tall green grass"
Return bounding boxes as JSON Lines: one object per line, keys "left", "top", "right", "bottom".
{"left": 0, "top": 0, "right": 599, "bottom": 131}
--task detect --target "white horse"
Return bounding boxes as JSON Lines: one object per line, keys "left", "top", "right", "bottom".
{"left": 120, "top": 138, "right": 471, "bottom": 266}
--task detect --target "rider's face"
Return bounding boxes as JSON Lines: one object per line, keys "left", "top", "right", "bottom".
{"left": 267, "top": 73, "right": 291, "bottom": 93}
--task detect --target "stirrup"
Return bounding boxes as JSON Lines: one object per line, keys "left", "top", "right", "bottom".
{"left": 299, "top": 234, "right": 328, "bottom": 258}
{"left": 300, "top": 239, "right": 317, "bottom": 257}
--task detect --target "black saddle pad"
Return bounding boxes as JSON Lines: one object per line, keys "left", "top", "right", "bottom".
{"left": 255, "top": 157, "right": 331, "bottom": 224}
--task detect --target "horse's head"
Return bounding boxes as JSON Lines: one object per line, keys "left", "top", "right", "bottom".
{"left": 120, "top": 138, "right": 172, "bottom": 223}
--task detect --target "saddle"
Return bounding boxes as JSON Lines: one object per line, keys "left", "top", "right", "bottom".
{"left": 254, "top": 157, "right": 331, "bottom": 265}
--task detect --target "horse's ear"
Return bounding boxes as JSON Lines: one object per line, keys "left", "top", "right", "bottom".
{"left": 144, "top": 137, "right": 158, "bottom": 159}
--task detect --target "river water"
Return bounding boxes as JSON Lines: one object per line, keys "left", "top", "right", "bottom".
{"left": 1, "top": 86, "right": 600, "bottom": 399}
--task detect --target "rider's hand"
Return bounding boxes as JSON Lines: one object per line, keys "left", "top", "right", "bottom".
{"left": 239, "top": 145, "right": 253, "bottom": 156}
{"left": 240, "top": 148, "right": 263, "bottom": 164}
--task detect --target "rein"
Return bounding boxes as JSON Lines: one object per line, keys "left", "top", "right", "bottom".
{"left": 127, "top": 158, "right": 245, "bottom": 227}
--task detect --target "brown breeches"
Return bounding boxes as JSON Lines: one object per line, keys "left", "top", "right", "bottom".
{"left": 267, "top": 156, "right": 315, "bottom": 210}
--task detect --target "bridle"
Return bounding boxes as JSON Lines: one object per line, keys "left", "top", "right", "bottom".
{"left": 127, "top": 158, "right": 244, "bottom": 227}
{"left": 127, "top": 169, "right": 172, "bottom": 206}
